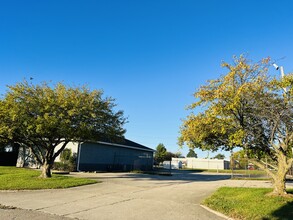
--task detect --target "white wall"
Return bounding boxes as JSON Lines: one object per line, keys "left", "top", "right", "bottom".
{"left": 16, "top": 146, "right": 39, "bottom": 168}
{"left": 187, "top": 158, "right": 229, "bottom": 170}
{"left": 162, "top": 160, "right": 183, "bottom": 169}
{"left": 172, "top": 157, "right": 230, "bottom": 170}
{"left": 54, "top": 142, "right": 79, "bottom": 162}
{"left": 16, "top": 142, "right": 80, "bottom": 167}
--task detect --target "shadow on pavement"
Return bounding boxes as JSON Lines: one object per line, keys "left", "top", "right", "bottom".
{"left": 77, "top": 170, "right": 232, "bottom": 182}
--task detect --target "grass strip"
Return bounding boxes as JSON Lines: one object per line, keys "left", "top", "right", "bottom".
{"left": 182, "top": 168, "right": 267, "bottom": 175}
{"left": 0, "top": 166, "right": 97, "bottom": 190}
{"left": 203, "top": 187, "right": 293, "bottom": 220}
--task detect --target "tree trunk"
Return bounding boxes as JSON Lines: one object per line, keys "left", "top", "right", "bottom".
{"left": 40, "top": 161, "right": 52, "bottom": 178}
{"left": 272, "top": 174, "right": 286, "bottom": 196}
{"left": 251, "top": 152, "right": 292, "bottom": 197}
{"left": 271, "top": 152, "right": 290, "bottom": 196}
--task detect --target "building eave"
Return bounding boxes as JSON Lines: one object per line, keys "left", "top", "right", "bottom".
{"left": 83, "top": 141, "right": 155, "bottom": 152}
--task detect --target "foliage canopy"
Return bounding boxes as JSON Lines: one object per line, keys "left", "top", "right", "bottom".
{"left": 0, "top": 81, "right": 126, "bottom": 177}
{"left": 154, "top": 143, "right": 167, "bottom": 164}
{"left": 186, "top": 149, "right": 197, "bottom": 158}
{"left": 179, "top": 55, "right": 293, "bottom": 196}
{"left": 212, "top": 153, "right": 225, "bottom": 160}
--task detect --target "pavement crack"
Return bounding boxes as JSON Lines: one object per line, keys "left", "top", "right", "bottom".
{"left": 62, "top": 198, "right": 135, "bottom": 216}
{"left": 34, "top": 195, "right": 98, "bottom": 211}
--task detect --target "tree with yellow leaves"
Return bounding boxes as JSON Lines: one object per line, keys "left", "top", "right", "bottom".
{"left": 179, "top": 55, "right": 292, "bottom": 196}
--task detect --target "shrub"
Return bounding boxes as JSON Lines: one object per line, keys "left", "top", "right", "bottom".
{"left": 53, "top": 161, "right": 75, "bottom": 172}
{"left": 60, "top": 149, "right": 72, "bottom": 162}
{"left": 53, "top": 151, "right": 77, "bottom": 172}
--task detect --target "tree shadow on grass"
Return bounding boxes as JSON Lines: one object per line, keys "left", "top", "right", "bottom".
{"left": 263, "top": 190, "right": 293, "bottom": 220}
{"left": 265, "top": 200, "right": 293, "bottom": 220}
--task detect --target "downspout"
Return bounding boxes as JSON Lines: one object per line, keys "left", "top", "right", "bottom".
{"left": 77, "top": 142, "right": 82, "bottom": 172}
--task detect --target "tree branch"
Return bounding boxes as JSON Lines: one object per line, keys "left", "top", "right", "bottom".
{"left": 249, "top": 159, "right": 275, "bottom": 178}
{"left": 52, "top": 140, "right": 70, "bottom": 161}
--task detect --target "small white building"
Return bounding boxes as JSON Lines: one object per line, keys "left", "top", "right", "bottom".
{"left": 162, "top": 160, "right": 183, "bottom": 169}
{"left": 172, "top": 157, "right": 230, "bottom": 170}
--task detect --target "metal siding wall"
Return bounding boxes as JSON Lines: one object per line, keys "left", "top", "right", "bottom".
{"left": 78, "top": 143, "right": 153, "bottom": 171}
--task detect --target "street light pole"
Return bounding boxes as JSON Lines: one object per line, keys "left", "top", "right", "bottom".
{"left": 279, "top": 66, "right": 285, "bottom": 78}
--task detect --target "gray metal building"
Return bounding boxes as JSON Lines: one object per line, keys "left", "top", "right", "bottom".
{"left": 76, "top": 139, "right": 154, "bottom": 172}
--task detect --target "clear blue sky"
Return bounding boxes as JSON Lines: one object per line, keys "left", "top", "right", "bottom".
{"left": 1, "top": 0, "right": 293, "bottom": 158}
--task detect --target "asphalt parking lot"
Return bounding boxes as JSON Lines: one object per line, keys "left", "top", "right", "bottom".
{"left": 0, "top": 170, "right": 290, "bottom": 220}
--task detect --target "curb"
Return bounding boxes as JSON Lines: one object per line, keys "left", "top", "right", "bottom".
{"left": 200, "top": 205, "right": 234, "bottom": 220}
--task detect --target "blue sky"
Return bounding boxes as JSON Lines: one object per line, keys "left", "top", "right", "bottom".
{"left": 1, "top": 0, "right": 293, "bottom": 158}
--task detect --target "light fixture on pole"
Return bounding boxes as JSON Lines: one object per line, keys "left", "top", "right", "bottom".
{"left": 273, "top": 63, "right": 286, "bottom": 92}
{"left": 272, "top": 63, "right": 279, "bottom": 70}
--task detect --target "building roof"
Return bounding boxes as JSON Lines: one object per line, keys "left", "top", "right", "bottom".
{"left": 87, "top": 138, "right": 155, "bottom": 152}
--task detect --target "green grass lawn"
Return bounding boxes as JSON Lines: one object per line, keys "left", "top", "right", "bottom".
{"left": 203, "top": 187, "right": 293, "bottom": 220}
{"left": 182, "top": 168, "right": 272, "bottom": 181}
{"left": 0, "top": 166, "right": 97, "bottom": 190}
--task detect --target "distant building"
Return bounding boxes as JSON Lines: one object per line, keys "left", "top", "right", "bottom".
{"left": 171, "top": 158, "right": 230, "bottom": 170}
{"left": 17, "top": 139, "right": 155, "bottom": 172}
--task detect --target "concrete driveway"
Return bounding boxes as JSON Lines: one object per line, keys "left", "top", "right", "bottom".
{"left": 0, "top": 170, "right": 279, "bottom": 220}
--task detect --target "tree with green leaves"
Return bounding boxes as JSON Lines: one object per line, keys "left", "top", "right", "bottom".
{"left": 56, "top": 148, "right": 77, "bottom": 172}
{"left": 179, "top": 55, "right": 293, "bottom": 196}
{"left": 186, "top": 149, "right": 197, "bottom": 158}
{"left": 231, "top": 150, "right": 247, "bottom": 169}
{"left": 0, "top": 81, "right": 126, "bottom": 178}
{"left": 154, "top": 143, "right": 167, "bottom": 164}
{"left": 165, "top": 151, "right": 181, "bottom": 160}
{"left": 231, "top": 149, "right": 274, "bottom": 169}
{"left": 60, "top": 148, "right": 72, "bottom": 163}
{"left": 212, "top": 153, "right": 225, "bottom": 160}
